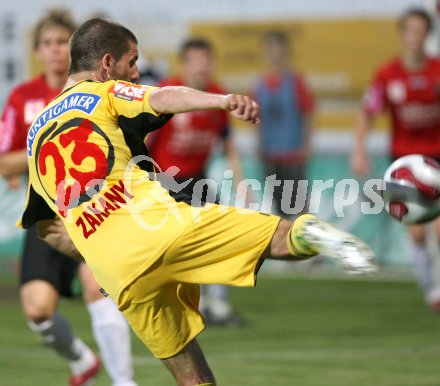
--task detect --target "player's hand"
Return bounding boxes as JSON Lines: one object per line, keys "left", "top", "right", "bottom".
{"left": 37, "top": 219, "right": 84, "bottom": 262}
{"left": 351, "top": 151, "right": 370, "bottom": 177}
{"left": 222, "top": 94, "right": 260, "bottom": 124}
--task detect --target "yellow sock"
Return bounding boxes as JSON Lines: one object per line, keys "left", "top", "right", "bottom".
{"left": 287, "top": 214, "right": 319, "bottom": 258}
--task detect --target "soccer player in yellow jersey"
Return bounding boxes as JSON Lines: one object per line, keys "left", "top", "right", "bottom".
{"left": 20, "top": 18, "right": 377, "bottom": 385}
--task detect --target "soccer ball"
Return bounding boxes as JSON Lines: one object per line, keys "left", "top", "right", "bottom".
{"left": 382, "top": 154, "right": 440, "bottom": 224}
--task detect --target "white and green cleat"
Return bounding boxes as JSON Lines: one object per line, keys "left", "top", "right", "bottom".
{"left": 293, "top": 215, "right": 378, "bottom": 275}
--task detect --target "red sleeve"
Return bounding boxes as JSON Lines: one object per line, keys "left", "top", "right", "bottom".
{"left": 0, "top": 88, "right": 25, "bottom": 154}
{"left": 361, "top": 69, "right": 387, "bottom": 116}
{"left": 145, "top": 127, "right": 161, "bottom": 150}
{"left": 294, "top": 75, "right": 314, "bottom": 114}
{"left": 158, "top": 77, "right": 181, "bottom": 87}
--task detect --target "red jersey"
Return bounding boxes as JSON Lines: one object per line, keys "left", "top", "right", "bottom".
{"left": 148, "top": 77, "right": 229, "bottom": 178}
{"left": 362, "top": 57, "right": 440, "bottom": 157}
{"left": 0, "top": 75, "right": 61, "bottom": 154}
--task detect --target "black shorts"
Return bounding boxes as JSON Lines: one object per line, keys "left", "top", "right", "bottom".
{"left": 20, "top": 225, "right": 80, "bottom": 297}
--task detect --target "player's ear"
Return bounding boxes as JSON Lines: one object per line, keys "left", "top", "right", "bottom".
{"left": 101, "top": 53, "right": 115, "bottom": 78}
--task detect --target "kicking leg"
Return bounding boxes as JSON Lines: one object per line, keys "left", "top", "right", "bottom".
{"left": 162, "top": 339, "right": 215, "bottom": 386}
{"left": 264, "top": 215, "right": 377, "bottom": 274}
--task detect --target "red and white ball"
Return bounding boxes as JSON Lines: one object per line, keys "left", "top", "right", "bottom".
{"left": 383, "top": 154, "right": 440, "bottom": 224}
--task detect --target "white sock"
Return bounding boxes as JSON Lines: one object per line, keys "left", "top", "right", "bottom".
{"left": 409, "top": 241, "right": 435, "bottom": 295}
{"left": 87, "top": 298, "right": 137, "bottom": 386}
{"left": 207, "top": 284, "right": 229, "bottom": 301}
{"left": 69, "top": 337, "right": 97, "bottom": 376}
{"left": 199, "top": 289, "right": 207, "bottom": 314}
{"left": 205, "top": 285, "right": 232, "bottom": 319}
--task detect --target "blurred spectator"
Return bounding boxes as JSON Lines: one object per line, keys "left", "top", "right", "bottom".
{"left": 254, "top": 30, "right": 314, "bottom": 217}
{"left": 351, "top": 8, "right": 440, "bottom": 310}
{"left": 148, "top": 37, "right": 244, "bottom": 326}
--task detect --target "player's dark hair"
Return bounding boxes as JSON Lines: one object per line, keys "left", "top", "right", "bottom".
{"left": 33, "top": 8, "right": 76, "bottom": 49}
{"left": 399, "top": 7, "right": 433, "bottom": 32}
{"left": 262, "top": 30, "right": 289, "bottom": 47}
{"left": 69, "top": 18, "right": 137, "bottom": 74}
{"left": 179, "top": 37, "right": 213, "bottom": 58}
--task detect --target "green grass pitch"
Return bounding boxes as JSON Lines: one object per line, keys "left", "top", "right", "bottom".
{"left": 1, "top": 273, "right": 440, "bottom": 385}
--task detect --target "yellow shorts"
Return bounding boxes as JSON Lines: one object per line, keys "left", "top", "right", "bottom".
{"left": 118, "top": 203, "right": 280, "bottom": 358}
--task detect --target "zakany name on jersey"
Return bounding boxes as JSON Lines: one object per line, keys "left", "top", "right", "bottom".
{"left": 75, "top": 179, "right": 133, "bottom": 239}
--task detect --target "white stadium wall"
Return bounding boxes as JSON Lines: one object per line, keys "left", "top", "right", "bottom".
{"left": 0, "top": 0, "right": 436, "bottom": 104}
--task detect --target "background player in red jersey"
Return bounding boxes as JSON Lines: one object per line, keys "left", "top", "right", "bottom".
{"left": 0, "top": 10, "right": 137, "bottom": 386}
{"left": 148, "top": 38, "right": 244, "bottom": 325}
{"left": 351, "top": 8, "right": 440, "bottom": 310}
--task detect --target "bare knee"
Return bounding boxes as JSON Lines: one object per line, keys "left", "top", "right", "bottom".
{"left": 162, "top": 340, "right": 215, "bottom": 386}
{"left": 20, "top": 280, "right": 58, "bottom": 324}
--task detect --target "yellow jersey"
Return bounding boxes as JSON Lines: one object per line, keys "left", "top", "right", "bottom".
{"left": 20, "top": 79, "right": 201, "bottom": 301}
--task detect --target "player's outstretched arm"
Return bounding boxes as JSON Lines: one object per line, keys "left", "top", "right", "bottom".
{"left": 149, "top": 86, "right": 260, "bottom": 124}
{"left": 36, "top": 219, "right": 84, "bottom": 262}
